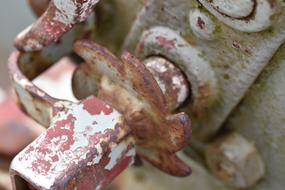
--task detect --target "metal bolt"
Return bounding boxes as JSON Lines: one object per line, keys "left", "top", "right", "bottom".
{"left": 205, "top": 132, "right": 265, "bottom": 188}
{"left": 135, "top": 26, "right": 218, "bottom": 115}
{"left": 143, "top": 56, "right": 189, "bottom": 111}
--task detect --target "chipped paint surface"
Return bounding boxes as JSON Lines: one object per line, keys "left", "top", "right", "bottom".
{"left": 144, "top": 56, "right": 189, "bottom": 110}
{"left": 15, "top": 0, "right": 100, "bottom": 51}
{"left": 8, "top": 49, "right": 135, "bottom": 190}
{"left": 10, "top": 96, "right": 135, "bottom": 190}
{"left": 105, "top": 142, "right": 135, "bottom": 170}
{"left": 53, "top": 0, "right": 77, "bottom": 24}
{"left": 8, "top": 37, "right": 190, "bottom": 188}
{"left": 53, "top": 0, "right": 99, "bottom": 24}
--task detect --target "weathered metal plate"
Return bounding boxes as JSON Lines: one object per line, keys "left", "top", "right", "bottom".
{"left": 226, "top": 43, "right": 285, "bottom": 190}
{"left": 124, "top": 0, "right": 285, "bottom": 140}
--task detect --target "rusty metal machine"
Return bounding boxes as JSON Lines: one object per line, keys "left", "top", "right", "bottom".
{"left": 6, "top": 0, "right": 285, "bottom": 189}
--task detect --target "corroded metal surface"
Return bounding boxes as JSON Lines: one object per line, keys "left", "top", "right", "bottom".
{"left": 72, "top": 40, "right": 192, "bottom": 176}
{"left": 143, "top": 56, "right": 189, "bottom": 111}
{"left": 9, "top": 0, "right": 193, "bottom": 186}
{"left": 136, "top": 26, "right": 218, "bottom": 115}
{"left": 15, "top": 0, "right": 100, "bottom": 51}
{"left": 124, "top": 0, "right": 285, "bottom": 141}
{"left": 9, "top": 50, "right": 136, "bottom": 190}
{"left": 7, "top": 0, "right": 285, "bottom": 190}
{"left": 10, "top": 97, "right": 135, "bottom": 190}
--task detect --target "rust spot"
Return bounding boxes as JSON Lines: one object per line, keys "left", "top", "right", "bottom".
{"left": 197, "top": 17, "right": 205, "bottom": 30}
{"left": 83, "top": 97, "right": 113, "bottom": 115}
{"left": 232, "top": 41, "right": 241, "bottom": 49}
{"left": 156, "top": 36, "right": 176, "bottom": 48}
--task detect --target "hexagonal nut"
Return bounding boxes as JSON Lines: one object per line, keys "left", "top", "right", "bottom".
{"left": 205, "top": 132, "right": 265, "bottom": 188}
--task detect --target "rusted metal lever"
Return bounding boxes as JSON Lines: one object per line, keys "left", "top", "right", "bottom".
{"left": 9, "top": 40, "right": 191, "bottom": 189}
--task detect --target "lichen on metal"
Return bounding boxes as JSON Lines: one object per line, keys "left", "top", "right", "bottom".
{"left": 124, "top": 0, "right": 285, "bottom": 140}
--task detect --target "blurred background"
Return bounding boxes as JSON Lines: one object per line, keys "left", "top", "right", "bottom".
{"left": 0, "top": 2, "right": 36, "bottom": 189}
{"left": 0, "top": 1, "right": 34, "bottom": 90}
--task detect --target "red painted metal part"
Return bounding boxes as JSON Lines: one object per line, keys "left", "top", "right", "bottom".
{"left": 15, "top": 0, "right": 100, "bottom": 51}
{"left": 10, "top": 97, "right": 135, "bottom": 190}
{"left": 8, "top": 51, "right": 135, "bottom": 190}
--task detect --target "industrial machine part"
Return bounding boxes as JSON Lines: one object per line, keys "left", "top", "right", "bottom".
{"left": 4, "top": 0, "right": 285, "bottom": 190}
{"left": 9, "top": 38, "right": 191, "bottom": 188}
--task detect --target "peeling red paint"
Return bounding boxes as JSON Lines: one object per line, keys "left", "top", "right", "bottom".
{"left": 15, "top": 0, "right": 100, "bottom": 51}
{"left": 197, "top": 17, "right": 205, "bottom": 29}
{"left": 31, "top": 159, "right": 53, "bottom": 174}
{"left": 83, "top": 97, "right": 113, "bottom": 115}
{"left": 49, "top": 114, "right": 76, "bottom": 150}
{"left": 156, "top": 36, "right": 176, "bottom": 48}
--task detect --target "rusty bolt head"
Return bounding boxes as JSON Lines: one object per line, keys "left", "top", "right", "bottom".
{"left": 205, "top": 132, "right": 265, "bottom": 188}
{"left": 143, "top": 56, "right": 189, "bottom": 111}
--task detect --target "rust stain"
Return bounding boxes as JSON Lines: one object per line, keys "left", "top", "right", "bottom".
{"left": 156, "top": 36, "right": 176, "bottom": 48}
{"left": 73, "top": 40, "right": 192, "bottom": 177}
